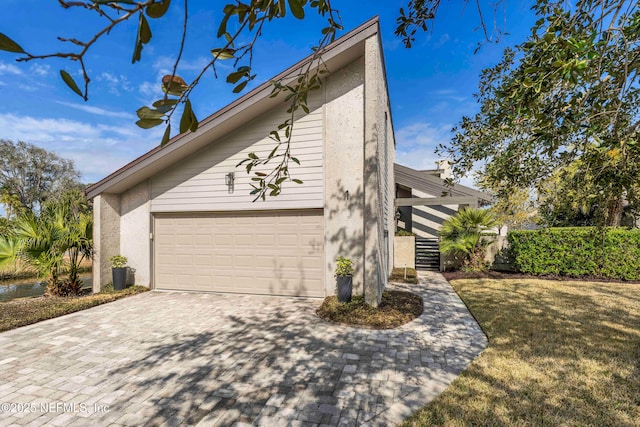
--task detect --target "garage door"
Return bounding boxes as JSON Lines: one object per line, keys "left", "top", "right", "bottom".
{"left": 154, "top": 210, "right": 324, "bottom": 297}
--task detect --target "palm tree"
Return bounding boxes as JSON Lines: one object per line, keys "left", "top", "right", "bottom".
{"left": 13, "top": 201, "right": 93, "bottom": 296}
{"left": 439, "top": 207, "right": 497, "bottom": 271}
{"left": 0, "top": 236, "right": 20, "bottom": 279}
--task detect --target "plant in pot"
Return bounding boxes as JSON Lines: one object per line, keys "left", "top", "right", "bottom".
{"left": 335, "top": 256, "right": 354, "bottom": 303}
{"left": 109, "top": 255, "right": 128, "bottom": 291}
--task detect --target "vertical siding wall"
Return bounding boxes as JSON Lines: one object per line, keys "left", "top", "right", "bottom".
{"left": 150, "top": 91, "right": 325, "bottom": 212}
{"left": 410, "top": 189, "right": 459, "bottom": 238}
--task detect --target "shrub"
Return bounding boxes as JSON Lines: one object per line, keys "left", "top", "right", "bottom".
{"left": 440, "top": 207, "right": 497, "bottom": 271}
{"left": 335, "top": 256, "right": 354, "bottom": 276}
{"left": 507, "top": 227, "right": 640, "bottom": 280}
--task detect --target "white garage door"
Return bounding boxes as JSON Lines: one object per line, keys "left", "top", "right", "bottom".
{"left": 154, "top": 210, "right": 324, "bottom": 297}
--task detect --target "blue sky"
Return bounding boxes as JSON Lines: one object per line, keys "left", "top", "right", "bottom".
{"left": 0, "top": 0, "right": 536, "bottom": 186}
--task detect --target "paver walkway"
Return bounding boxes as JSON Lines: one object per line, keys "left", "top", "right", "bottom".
{"left": 0, "top": 272, "right": 487, "bottom": 426}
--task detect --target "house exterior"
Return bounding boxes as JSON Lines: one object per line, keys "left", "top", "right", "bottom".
{"left": 395, "top": 162, "right": 492, "bottom": 239}
{"left": 86, "top": 18, "right": 395, "bottom": 306}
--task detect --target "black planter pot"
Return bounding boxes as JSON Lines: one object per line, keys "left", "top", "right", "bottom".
{"left": 112, "top": 267, "right": 127, "bottom": 291}
{"left": 336, "top": 275, "right": 353, "bottom": 303}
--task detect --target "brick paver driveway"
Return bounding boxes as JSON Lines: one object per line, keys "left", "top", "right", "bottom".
{"left": 0, "top": 272, "right": 486, "bottom": 426}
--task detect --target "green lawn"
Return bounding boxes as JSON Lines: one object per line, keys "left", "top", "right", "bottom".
{"left": 0, "top": 286, "right": 149, "bottom": 332}
{"left": 404, "top": 277, "right": 640, "bottom": 426}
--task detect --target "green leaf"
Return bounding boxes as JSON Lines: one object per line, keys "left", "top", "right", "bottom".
{"left": 226, "top": 70, "right": 245, "bottom": 84}
{"left": 146, "top": 0, "right": 171, "bottom": 19}
{"left": 211, "top": 48, "right": 236, "bottom": 60}
{"left": 152, "top": 98, "right": 179, "bottom": 108}
{"left": 292, "top": 179, "right": 303, "bottom": 184}
{"left": 132, "top": 13, "right": 152, "bottom": 63}
{"left": 179, "top": 99, "right": 195, "bottom": 134}
{"left": 59, "top": 70, "right": 83, "bottom": 98}
{"left": 290, "top": 157, "right": 300, "bottom": 165}
{"left": 217, "top": 14, "right": 231, "bottom": 38}
{"left": 161, "top": 124, "right": 171, "bottom": 146}
{"left": 136, "top": 118, "right": 164, "bottom": 129}
{"left": 136, "top": 106, "right": 164, "bottom": 120}
{"left": 0, "top": 33, "right": 25, "bottom": 53}
{"left": 188, "top": 102, "right": 198, "bottom": 132}
{"left": 151, "top": 101, "right": 175, "bottom": 114}
{"left": 233, "top": 80, "right": 248, "bottom": 93}
{"left": 287, "top": 0, "right": 305, "bottom": 19}
{"left": 139, "top": 14, "right": 152, "bottom": 43}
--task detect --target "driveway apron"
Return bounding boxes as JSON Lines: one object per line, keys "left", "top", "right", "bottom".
{"left": 0, "top": 272, "right": 487, "bottom": 426}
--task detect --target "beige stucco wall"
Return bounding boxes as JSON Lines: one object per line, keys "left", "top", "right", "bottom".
{"left": 362, "top": 33, "right": 395, "bottom": 306}
{"left": 323, "top": 56, "right": 366, "bottom": 296}
{"left": 120, "top": 181, "right": 151, "bottom": 287}
{"left": 92, "top": 193, "right": 121, "bottom": 292}
{"left": 393, "top": 236, "right": 415, "bottom": 269}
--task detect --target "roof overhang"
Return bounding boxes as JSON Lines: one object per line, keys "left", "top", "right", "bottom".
{"left": 394, "top": 163, "right": 493, "bottom": 204}
{"left": 87, "top": 17, "right": 381, "bottom": 199}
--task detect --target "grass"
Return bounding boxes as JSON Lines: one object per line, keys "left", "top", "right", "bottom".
{"left": 390, "top": 267, "right": 418, "bottom": 284}
{"left": 316, "top": 290, "right": 423, "bottom": 329}
{"left": 0, "top": 286, "right": 149, "bottom": 333}
{"left": 403, "top": 277, "right": 640, "bottom": 426}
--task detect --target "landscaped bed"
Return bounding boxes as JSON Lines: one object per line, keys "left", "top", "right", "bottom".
{"left": 0, "top": 286, "right": 149, "bottom": 333}
{"left": 403, "top": 277, "right": 640, "bottom": 426}
{"left": 316, "top": 290, "right": 423, "bottom": 329}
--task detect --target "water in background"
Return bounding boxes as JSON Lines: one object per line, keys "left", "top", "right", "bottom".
{"left": 0, "top": 275, "right": 92, "bottom": 302}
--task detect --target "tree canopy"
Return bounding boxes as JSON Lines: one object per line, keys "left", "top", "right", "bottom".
{"left": 0, "top": 140, "right": 83, "bottom": 215}
{"left": 441, "top": 0, "right": 640, "bottom": 226}
{"left": 0, "top": 0, "right": 504, "bottom": 200}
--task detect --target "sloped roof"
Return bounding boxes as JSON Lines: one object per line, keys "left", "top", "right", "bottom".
{"left": 86, "top": 17, "right": 382, "bottom": 199}
{"left": 394, "top": 163, "right": 493, "bottom": 203}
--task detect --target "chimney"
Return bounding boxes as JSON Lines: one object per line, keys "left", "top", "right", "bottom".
{"left": 435, "top": 160, "right": 452, "bottom": 179}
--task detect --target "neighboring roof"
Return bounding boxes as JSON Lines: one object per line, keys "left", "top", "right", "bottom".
{"left": 87, "top": 16, "right": 382, "bottom": 199}
{"left": 394, "top": 163, "right": 493, "bottom": 204}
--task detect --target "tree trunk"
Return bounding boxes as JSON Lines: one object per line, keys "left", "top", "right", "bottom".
{"left": 606, "top": 197, "right": 623, "bottom": 227}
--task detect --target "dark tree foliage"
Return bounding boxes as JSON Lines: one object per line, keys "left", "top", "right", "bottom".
{"left": 441, "top": 0, "right": 640, "bottom": 226}
{"left": 0, "top": 140, "right": 82, "bottom": 213}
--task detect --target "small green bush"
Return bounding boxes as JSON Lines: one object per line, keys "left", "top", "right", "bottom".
{"left": 395, "top": 229, "right": 416, "bottom": 237}
{"left": 335, "top": 256, "right": 354, "bottom": 276}
{"left": 508, "top": 227, "right": 640, "bottom": 280}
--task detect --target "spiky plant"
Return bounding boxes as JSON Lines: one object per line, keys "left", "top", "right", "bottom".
{"left": 439, "top": 207, "right": 497, "bottom": 271}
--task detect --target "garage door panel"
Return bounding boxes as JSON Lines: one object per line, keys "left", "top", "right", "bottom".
{"left": 154, "top": 210, "right": 324, "bottom": 297}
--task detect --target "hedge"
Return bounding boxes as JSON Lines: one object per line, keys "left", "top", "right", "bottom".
{"left": 507, "top": 227, "right": 640, "bottom": 280}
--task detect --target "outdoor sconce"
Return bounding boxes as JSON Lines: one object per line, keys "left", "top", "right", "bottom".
{"left": 225, "top": 172, "right": 235, "bottom": 193}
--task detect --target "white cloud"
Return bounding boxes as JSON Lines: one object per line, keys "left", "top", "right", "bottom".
{"left": 153, "top": 55, "right": 212, "bottom": 73}
{"left": 396, "top": 122, "right": 453, "bottom": 149}
{"left": 29, "top": 63, "right": 50, "bottom": 77}
{"left": 434, "top": 34, "right": 450, "bottom": 48}
{"left": 56, "top": 101, "right": 134, "bottom": 119}
{"left": 139, "top": 80, "right": 160, "bottom": 98}
{"left": 0, "top": 113, "right": 161, "bottom": 184}
{"left": 0, "top": 62, "right": 22, "bottom": 75}
{"left": 395, "top": 121, "right": 478, "bottom": 189}
{"left": 96, "top": 72, "right": 133, "bottom": 95}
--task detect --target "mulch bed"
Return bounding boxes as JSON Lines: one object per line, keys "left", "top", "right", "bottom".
{"left": 316, "top": 290, "right": 423, "bottom": 329}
